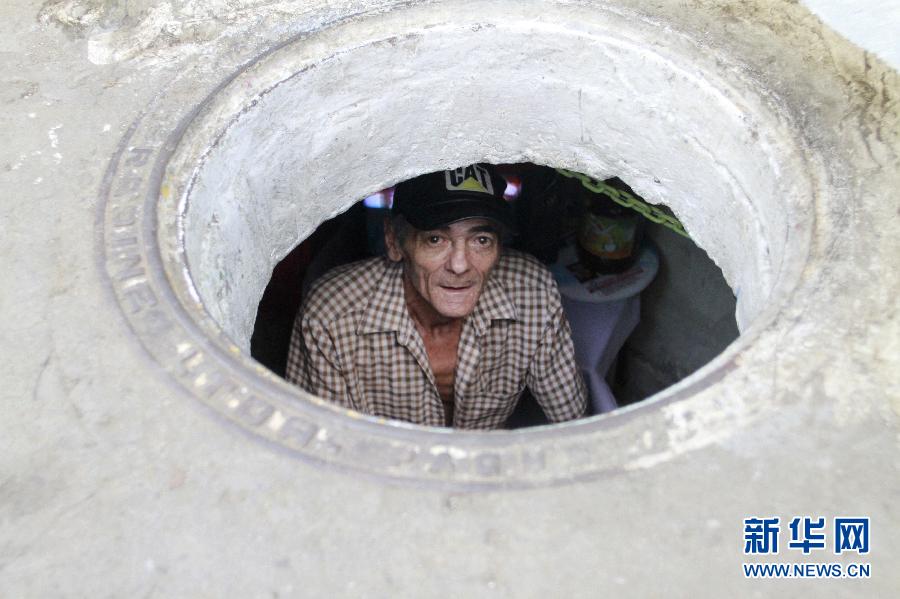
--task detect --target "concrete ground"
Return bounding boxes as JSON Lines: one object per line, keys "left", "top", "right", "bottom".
{"left": 2, "top": 1, "right": 898, "bottom": 597}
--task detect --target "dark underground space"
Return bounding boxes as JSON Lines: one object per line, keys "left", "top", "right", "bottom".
{"left": 250, "top": 163, "right": 739, "bottom": 428}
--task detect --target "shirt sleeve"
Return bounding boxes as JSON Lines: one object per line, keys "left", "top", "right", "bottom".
{"left": 285, "top": 312, "right": 351, "bottom": 407}
{"left": 525, "top": 297, "right": 588, "bottom": 422}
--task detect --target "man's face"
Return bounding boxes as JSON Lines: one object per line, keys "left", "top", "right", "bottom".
{"left": 386, "top": 218, "right": 501, "bottom": 319}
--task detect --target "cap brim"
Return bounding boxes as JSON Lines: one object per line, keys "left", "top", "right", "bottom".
{"left": 402, "top": 197, "right": 517, "bottom": 233}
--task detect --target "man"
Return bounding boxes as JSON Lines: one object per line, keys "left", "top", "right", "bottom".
{"left": 286, "top": 163, "right": 587, "bottom": 429}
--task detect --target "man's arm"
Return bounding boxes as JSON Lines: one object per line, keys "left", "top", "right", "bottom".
{"left": 525, "top": 301, "right": 588, "bottom": 422}
{"left": 285, "top": 314, "right": 351, "bottom": 406}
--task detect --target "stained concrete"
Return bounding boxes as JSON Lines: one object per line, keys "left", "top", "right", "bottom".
{"left": 2, "top": 1, "right": 898, "bottom": 597}
{"left": 617, "top": 222, "right": 741, "bottom": 403}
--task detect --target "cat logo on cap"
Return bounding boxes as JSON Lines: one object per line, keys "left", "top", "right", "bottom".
{"left": 445, "top": 165, "right": 495, "bottom": 195}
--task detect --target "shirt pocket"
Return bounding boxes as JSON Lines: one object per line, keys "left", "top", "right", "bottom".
{"left": 364, "top": 387, "right": 431, "bottom": 423}
{"left": 478, "top": 372, "right": 524, "bottom": 398}
{"left": 459, "top": 390, "right": 521, "bottom": 428}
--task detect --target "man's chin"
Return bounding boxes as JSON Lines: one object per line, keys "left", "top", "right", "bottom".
{"left": 433, "top": 295, "right": 478, "bottom": 319}
{"left": 434, "top": 305, "right": 475, "bottom": 319}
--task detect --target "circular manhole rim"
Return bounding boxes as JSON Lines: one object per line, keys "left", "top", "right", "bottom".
{"left": 101, "top": 6, "right": 818, "bottom": 488}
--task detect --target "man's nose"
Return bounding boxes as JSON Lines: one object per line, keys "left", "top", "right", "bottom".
{"left": 446, "top": 241, "right": 470, "bottom": 274}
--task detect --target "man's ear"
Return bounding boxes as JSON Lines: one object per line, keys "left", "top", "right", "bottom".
{"left": 383, "top": 217, "right": 404, "bottom": 262}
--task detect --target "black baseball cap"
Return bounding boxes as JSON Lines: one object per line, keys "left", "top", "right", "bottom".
{"left": 392, "top": 164, "right": 516, "bottom": 232}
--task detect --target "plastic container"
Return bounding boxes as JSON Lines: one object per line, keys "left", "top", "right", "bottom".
{"left": 576, "top": 179, "right": 644, "bottom": 273}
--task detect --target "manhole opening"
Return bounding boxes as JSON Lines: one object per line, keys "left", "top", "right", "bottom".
{"left": 249, "top": 163, "right": 739, "bottom": 428}
{"left": 159, "top": 8, "right": 816, "bottom": 451}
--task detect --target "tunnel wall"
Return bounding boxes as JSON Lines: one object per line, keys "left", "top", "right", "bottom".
{"left": 616, "top": 222, "right": 741, "bottom": 403}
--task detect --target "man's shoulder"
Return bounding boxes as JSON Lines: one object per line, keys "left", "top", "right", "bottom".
{"left": 494, "top": 249, "right": 557, "bottom": 290}
{"left": 492, "top": 249, "right": 562, "bottom": 321}
{"left": 302, "top": 257, "right": 390, "bottom": 325}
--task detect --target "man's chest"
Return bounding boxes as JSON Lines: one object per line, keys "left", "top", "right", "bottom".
{"left": 419, "top": 326, "right": 461, "bottom": 402}
{"left": 340, "top": 322, "right": 532, "bottom": 427}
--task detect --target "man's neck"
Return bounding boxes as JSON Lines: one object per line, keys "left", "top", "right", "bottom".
{"left": 401, "top": 272, "right": 462, "bottom": 426}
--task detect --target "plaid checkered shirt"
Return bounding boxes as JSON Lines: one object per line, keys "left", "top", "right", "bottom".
{"left": 285, "top": 250, "right": 587, "bottom": 429}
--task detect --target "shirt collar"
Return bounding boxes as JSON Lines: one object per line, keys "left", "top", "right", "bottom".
{"left": 357, "top": 257, "right": 519, "bottom": 338}
{"left": 358, "top": 259, "right": 413, "bottom": 340}
{"left": 468, "top": 268, "right": 518, "bottom": 336}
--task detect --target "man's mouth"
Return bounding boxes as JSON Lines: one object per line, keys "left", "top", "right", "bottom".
{"left": 440, "top": 283, "right": 474, "bottom": 292}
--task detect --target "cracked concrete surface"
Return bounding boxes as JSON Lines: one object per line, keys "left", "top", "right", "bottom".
{"left": 2, "top": 0, "right": 898, "bottom": 596}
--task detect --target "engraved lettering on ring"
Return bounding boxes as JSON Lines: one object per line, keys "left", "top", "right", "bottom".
{"left": 475, "top": 453, "right": 502, "bottom": 477}
{"left": 279, "top": 417, "right": 319, "bottom": 447}
{"left": 121, "top": 281, "right": 157, "bottom": 314}
{"left": 236, "top": 395, "right": 275, "bottom": 427}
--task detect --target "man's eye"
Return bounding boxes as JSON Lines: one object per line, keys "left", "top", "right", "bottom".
{"left": 426, "top": 235, "right": 442, "bottom": 245}
{"left": 475, "top": 235, "right": 494, "bottom": 246}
